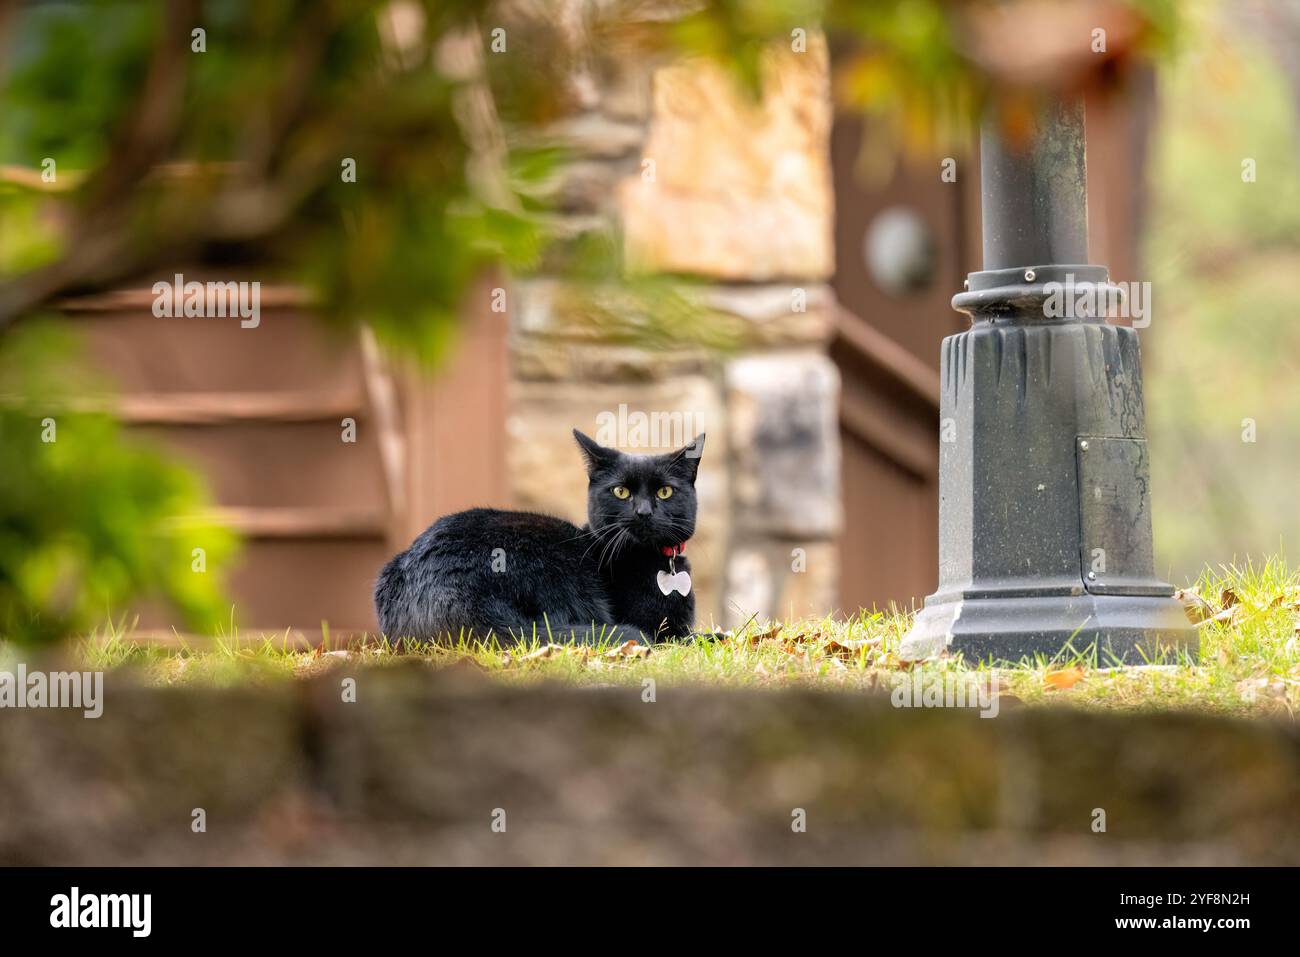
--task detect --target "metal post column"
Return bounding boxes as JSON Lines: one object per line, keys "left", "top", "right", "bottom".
{"left": 901, "top": 98, "right": 1196, "bottom": 663}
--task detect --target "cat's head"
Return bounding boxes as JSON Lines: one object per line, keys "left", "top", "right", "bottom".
{"left": 573, "top": 430, "right": 705, "bottom": 549}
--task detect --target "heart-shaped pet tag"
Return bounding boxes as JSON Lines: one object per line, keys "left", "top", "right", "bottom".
{"left": 656, "top": 569, "right": 692, "bottom": 597}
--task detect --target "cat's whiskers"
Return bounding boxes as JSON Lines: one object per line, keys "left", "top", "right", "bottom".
{"left": 578, "top": 520, "right": 625, "bottom": 566}
{"left": 577, "top": 528, "right": 615, "bottom": 566}
{"left": 612, "top": 528, "right": 638, "bottom": 567}
{"left": 555, "top": 525, "right": 607, "bottom": 547}
{"left": 656, "top": 517, "right": 697, "bottom": 546}
{"left": 597, "top": 524, "right": 631, "bottom": 570}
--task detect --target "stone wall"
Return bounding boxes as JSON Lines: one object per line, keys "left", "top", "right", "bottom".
{"left": 5, "top": 668, "right": 1300, "bottom": 865}
{"left": 506, "top": 20, "right": 842, "bottom": 628}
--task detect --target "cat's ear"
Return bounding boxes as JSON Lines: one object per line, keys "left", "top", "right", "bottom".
{"left": 666, "top": 433, "right": 705, "bottom": 483}
{"left": 573, "top": 429, "right": 619, "bottom": 477}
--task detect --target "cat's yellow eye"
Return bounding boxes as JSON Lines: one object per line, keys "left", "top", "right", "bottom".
{"left": 612, "top": 486, "right": 631, "bottom": 500}
{"left": 657, "top": 486, "right": 673, "bottom": 500}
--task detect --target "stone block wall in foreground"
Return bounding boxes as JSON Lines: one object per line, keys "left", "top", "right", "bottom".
{"left": 3, "top": 669, "right": 1298, "bottom": 865}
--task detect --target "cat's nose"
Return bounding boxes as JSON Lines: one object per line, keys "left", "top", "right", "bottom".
{"left": 635, "top": 499, "right": 653, "bottom": 517}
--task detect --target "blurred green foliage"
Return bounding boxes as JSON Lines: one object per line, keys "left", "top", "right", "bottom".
{"left": 0, "top": 0, "right": 547, "bottom": 360}
{"left": 0, "top": 323, "right": 235, "bottom": 645}
{"left": 0, "top": 1, "right": 156, "bottom": 171}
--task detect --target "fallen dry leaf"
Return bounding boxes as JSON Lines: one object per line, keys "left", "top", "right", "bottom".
{"left": 604, "top": 640, "right": 651, "bottom": 660}
{"left": 1175, "top": 588, "right": 1215, "bottom": 624}
{"left": 783, "top": 628, "right": 835, "bottom": 647}
{"left": 745, "top": 625, "right": 783, "bottom": 647}
{"left": 1044, "top": 666, "right": 1086, "bottom": 691}
{"left": 823, "top": 636, "right": 881, "bottom": 661}
{"left": 1208, "top": 604, "right": 1240, "bottom": 625}
{"left": 503, "top": 643, "right": 572, "bottom": 666}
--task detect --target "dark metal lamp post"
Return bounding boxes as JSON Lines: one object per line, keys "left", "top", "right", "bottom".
{"left": 901, "top": 97, "right": 1196, "bottom": 663}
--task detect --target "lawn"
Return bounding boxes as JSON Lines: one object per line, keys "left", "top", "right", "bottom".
{"left": 67, "top": 557, "right": 1300, "bottom": 719}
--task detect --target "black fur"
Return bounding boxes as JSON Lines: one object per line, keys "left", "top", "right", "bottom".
{"left": 374, "top": 431, "right": 704, "bottom": 645}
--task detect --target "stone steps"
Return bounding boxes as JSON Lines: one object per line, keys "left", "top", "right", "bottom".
{"left": 61, "top": 288, "right": 393, "bottom": 633}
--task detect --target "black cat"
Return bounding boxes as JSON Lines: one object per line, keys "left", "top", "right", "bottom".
{"left": 373, "top": 430, "right": 704, "bottom": 645}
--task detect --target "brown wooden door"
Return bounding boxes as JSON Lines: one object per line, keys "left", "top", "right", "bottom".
{"left": 830, "top": 114, "right": 975, "bottom": 615}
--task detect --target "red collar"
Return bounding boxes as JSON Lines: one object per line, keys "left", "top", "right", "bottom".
{"left": 660, "top": 543, "right": 686, "bottom": 558}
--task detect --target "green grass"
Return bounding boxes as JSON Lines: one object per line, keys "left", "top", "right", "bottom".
{"left": 60, "top": 557, "right": 1300, "bottom": 719}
